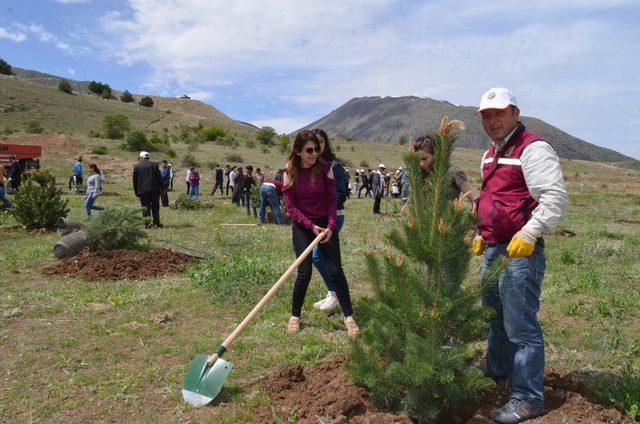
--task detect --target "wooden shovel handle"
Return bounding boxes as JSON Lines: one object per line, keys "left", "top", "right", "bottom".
{"left": 207, "top": 230, "right": 326, "bottom": 365}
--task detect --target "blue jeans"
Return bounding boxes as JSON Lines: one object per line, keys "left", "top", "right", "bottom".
{"left": 258, "top": 184, "right": 284, "bottom": 224}
{"left": 84, "top": 194, "right": 104, "bottom": 218}
{"left": 312, "top": 214, "right": 345, "bottom": 292}
{"left": 0, "top": 186, "right": 12, "bottom": 208}
{"left": 188, "top": 184, "right": 200, "bottom": 199}
{"left": 482, "top": 240, "right": 546, "bottom": 407}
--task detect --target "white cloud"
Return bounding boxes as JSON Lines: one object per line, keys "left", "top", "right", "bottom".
{"left": 68, "top": 68, "right": 76, "bottom": 75}
{"left": 54, "top": 0, "right": 91, "bottom": 4}
{"left": 252, "top": 116, "right": 314, "bottom": 134}
{"left": 186, "top": 91, "right": 214, "bottom": 101}
{"left": 0, "top": 27, "right": 27, "bottom": 42}
{"left": 100, "top": 1, "right": 640, "bottom": 157}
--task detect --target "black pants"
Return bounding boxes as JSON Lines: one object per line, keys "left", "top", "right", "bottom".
{"left": 212, "top": 180, "right": 224, "bottom": 196}
{"left": 139, "top": 192, "right": 161, "bottom": 226}
{"left": 226, "top": 180, "right": 231, "bottom": 196}
{"left": 373, "top": 195, "right": 382, "bottom": 213}
{"left": 160, "top": 185, "right": 169, "bottom": 207}
{"left": 291, "top": 221, "right": 353, "bottom": 317}
{"left": 359, "top": 185, "right": 370, "bottom": 198}
{"left": 244, "top": 193, "right": 256, "bottom": 217}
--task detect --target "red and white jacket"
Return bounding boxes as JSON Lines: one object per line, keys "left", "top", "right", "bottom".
{"left": 477, "top": 123, "right": 568, "bottom": 244}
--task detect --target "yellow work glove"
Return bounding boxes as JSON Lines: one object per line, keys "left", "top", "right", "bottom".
{"left": 506, "top": 230, "right": 537, "bottom": 258}
{"left": 471, "top": 235, "right": 485, "bottom": 256}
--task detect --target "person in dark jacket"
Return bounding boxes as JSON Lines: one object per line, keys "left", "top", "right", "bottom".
{"left": 212, "top": 164, "right": 224, "bottom": 196}
{"left": 232, "top": 167, "right": 245, "bottom": 206}
{"left": 243, "top": 165, "right": 257, "bottom": 216}
{"left": 159, "top": 160, "right": 171, "bottom": 207}
{"left": 132, "top": 151, "right": 163, "bottom": 227}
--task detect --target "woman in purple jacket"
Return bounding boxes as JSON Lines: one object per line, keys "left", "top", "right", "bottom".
{"left": 282, "top": 130, "right": 359, "bottom": 337}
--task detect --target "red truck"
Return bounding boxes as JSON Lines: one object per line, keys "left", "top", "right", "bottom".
{"left": 0, "top": 143, "right": 42, "bottom": 167}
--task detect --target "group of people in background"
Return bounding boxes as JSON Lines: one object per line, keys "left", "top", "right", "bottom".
{"left": 0, "top": 156, "right": 41, "bottom": 209}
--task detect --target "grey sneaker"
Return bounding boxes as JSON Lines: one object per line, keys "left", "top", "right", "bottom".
{"left": 490, "top": 397, "right": 544, "bottom": 423}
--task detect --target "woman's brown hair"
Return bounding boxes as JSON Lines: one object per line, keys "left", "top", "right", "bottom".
{"left": 409, "top": 134, "right": 435, "bottom": 154}
{"left": 286, "top": 130, "right": 323, "bottom": 187}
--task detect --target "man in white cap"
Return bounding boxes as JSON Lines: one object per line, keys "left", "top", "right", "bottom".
{"left": 472, "top": 88, "right": 568, "bottom": 423}
{"left": 371, "top": 163, "right": 385, "bottom": 214}
{"left": 132, "top": 151, "right": 164, "bottom": 227}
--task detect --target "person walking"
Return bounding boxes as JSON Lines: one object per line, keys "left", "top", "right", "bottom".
{"left": 132, "top": 151, "right": 163, "bottom": 228}
{"left": 232, "top": 167, "right": 245, "bottom": 206}
{"left": 188, "top": 166, "right": 200, "bottom": 199}
{"left": 309, "top": 129, "right": 350, "bottom": 311}
{"left": 160, "top": 160, "right": 171, "bottom": 207}
{"left": 212, "top": 164, "right": 224, "bottom": 196}
{"left": 0, "top": 162, "right": 13, "bottom": 208}
{"left": 353, "top": 170, "right": 360, "bottom": 198}
{"left": 282, "top": 130, "right": 359, "bottom": 337}
{"left": 397, "top": 167, "right": 409, "bottom": 203}
{"left": 184, "top": 166, "right": 191, "bottom": 194}
{"left": 169, "top": 163, "right": 174, "bottom": 190}
{"left": 258, "top": 177, "right": 285, "bottom": 224}
{"left": 228, "top": 166, "right": 237, "bottom": 199}
{"left": 371, "top": 164, "right": 385, "bottom": 214}
{"left": 472, "top": 88, "right": 568, "bottom": 424}
{"left": 84, "top": 164, "right": 104, "bottom": 219}
{"left": 9, "top": 158, "right": 23, "bottom": 193}
{"left": 243, "top": 165, "right": 257, "bottom": 216}
{"left": 68, "top": 157, "right": 83, "bottom": 191}
{"left": 358, "top": 169, "right": 369, "bottom": 198}
{"left": 224, "top": 164, "right": 232, "bottom": 196}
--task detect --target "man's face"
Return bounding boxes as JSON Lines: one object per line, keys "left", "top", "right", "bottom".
{"left": 481, "top": 106, "right": 520, "bottom": 141}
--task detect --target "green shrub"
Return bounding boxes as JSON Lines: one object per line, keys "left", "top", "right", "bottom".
{"left": 199, "top": 126, "right": 226, "bottom": 141}
{"left": 102, "top": 113, "right": 131, "bottom": 139}
{"left": 256, "top": 126, "right": 276, "bottom": 145}
{"left": 88, "top": 81, "right": 111, "bottom": 96}
{"left": 100, "top": 88, "right": 112, "bottom": 99}
{"left": 279, "top": 134, "right": 291, "bottom": 154}
{"left": 58, "top": 79, "right": 72, "bottom": 94}
{"left": 260, "top": 145, "right": 270, "bottom": 154}
{"left": 398, "top": 135, "right": 407, "bottom": 145}
{"left": 139, "top": 96, "right": 154, "bottom": 107}
{"left": 215, "top": 135, "right": 236, "bottom": 147}
{"left": 24, "top": 119, "right": 44, "bottom": 134}
{"left": 120, "top": 90, "right": 135, "bottom": 103}
{"left": 188, "top": 254, "right": 281, "bottom": 304}
{"left": 91, "top": 146, "right": 108, "bottom": 155}
{"left": 87, "top": 130, "right": 102, "bottom": 138}
{"left": 225, "top": 153, "right": 243, "bottom": 163}
{"left": 181, "top": 153, "right": 198, "bottom": 168}
{"left": 1, "top": 126, "right": 14, "bottom": 135}
{"left": 85, "top": 207, "right": 148, "bottom": 251}
{"left": 588, "top": 364, "right": 640, "bottom": 421}
{"left": 123, "top": 130, "right": 153, "bottom": 152}
{"left": 0, "top": 58, "right": 12, "bottom": 75}
{"left": 359, "top": 160, "right": 369, "bottom": 168}
{"left": 11, "top": 171, "right": 69, "bottom": 229}
{"left": 166, "top": 148, "right": 177, "bottom": 158}
{"left": 172, "top": 194, "right": 202, "bottom": 210}
{"left": 245, "top": 139, "right": 256, "bottom": 149}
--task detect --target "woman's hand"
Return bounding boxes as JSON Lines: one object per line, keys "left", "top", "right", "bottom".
{"left": 312, "top": 225, "right": 325, "bottom": 236}
{"left": 321, "top": 229, "right": 333, "bottom": 243}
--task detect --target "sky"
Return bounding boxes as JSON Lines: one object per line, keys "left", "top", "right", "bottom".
{"left": 2, "top": 0, "right": 640, "bottom": 159}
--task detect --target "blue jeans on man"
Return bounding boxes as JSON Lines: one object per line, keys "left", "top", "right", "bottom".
{"left": 312, "top": 214, "right": 345, "bottom": 292}
{"left": 188, "top": 184, "right": 200, "bottom": 199}
{"left": 482, "top": 240, "right": 546, "bottom": 409}
{"left": 0, "top": 186, "right": 13, "bottom": 208}
{"left": 258, "top": 184, "right": 284, "bottom": 224}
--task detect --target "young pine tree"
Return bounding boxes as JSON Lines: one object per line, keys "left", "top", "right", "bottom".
{"left": 12, "top": 171, "right": 69, "bottom": 229}
{"left": 349, "top": 118, "right": 504, "bottom": 423}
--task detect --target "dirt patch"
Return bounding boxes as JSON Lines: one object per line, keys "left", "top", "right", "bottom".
{"left": 255, "top": 359, "right": 632, "bottom": 424}
{"left": 42, "top": 248, "right": 199, "bottom": 281}
{"left": 552, "top": 228, "right": 577, "bottom": 237}
{"left": 3, "top": 133, "right": 81, "bottom": 161}
{"left": 615, "top": 219, "right": 640, "bottom": 224}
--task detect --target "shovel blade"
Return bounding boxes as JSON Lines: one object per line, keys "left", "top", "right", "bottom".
{"left": 182, "top": 354, "right": 233, "bottom": 407}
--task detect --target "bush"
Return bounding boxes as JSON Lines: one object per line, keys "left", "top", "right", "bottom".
{"left": 139, "top": 96, "right": 154, "bottom": 107}
{"left": 88, "top": 81, "right": 111, "bottom": 96}
{"left": 0, "top": 58, "right": 13, "bottom": 75}
{"left": 188, "top": 254, "right": 281, "bottom": 304}
{"left": 260, "top": 145, "right": 270, "bottom": 154}
{"left": 215, "top": 135, "right": 236, "bottom": 147}
{"left": 245, "top": 139, "right": 256, "bottom": 149}
{"left": 181, "top": 153, "right": 198, "bottom": 168}
{"left": 199, "top": 125, "right": 226, "bottom": 141}
{"left": 2, "top": 126, "right": 14, "bottom": 135}
{"left": 166, "top": 148, "right": 176, "bottom": 158}
{"left": 256, "top": 126, "right": 277, "bottom": 145}
{"left": 102, "top": 113, "right": 131, "bottom": 139}
{"left": 398, "top": 135, "right": 407, "bottom": 145}
{"left": 173, "top": 193, "right": 202, "bottom": 210}
{"left": 85, "top": 207, "right": 148, "bottom": 251}
{"left": 279, "top": 134, "right": 291, "bottom": 154}
{"left": 100, "top": 88, "right": 111, "bottom": 99}
{"left": 91, "top": 146, "right": 108, "bottom": 155}
{"left": 120, "top": 90, "right": 135, "bottom": 103}
{"left": 24, "top": 119, "right": 44, "bottom": 134}
{"left": 58, "top": 79, "right": 72, "bottom": 94}
{"left": 87, "top": 130, "right": 101, "bottom": 138}
{"left": 225, "top": 153, "right": 243, "bottom": 163}
{"left": 359, "top": 160, "right": 369, "bottom": 168}
{"left": 123, "top": 130, "right": 153, "bottom": 152}
{"left": 11, "top": 171, "right": 69, "bottom": 229}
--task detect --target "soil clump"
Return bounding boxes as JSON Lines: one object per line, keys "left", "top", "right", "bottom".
{"left": 255, "top": 358, "right": 632, "bottom": 423}
{"left": 42, "top": 248, "right": 198, "bottom": 281}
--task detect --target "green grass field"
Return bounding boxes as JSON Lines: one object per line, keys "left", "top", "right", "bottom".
{"left": 1, "top": 131, "right": 639, "bottom": 422}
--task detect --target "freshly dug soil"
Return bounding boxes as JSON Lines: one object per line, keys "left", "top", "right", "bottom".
{"left": 254, "top": 358, "right": 632, "bottom": 424}
{"left": 42, "top": 248, "right": 199, "bottom": 281}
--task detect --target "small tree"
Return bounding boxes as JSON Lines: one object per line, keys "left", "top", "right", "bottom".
{"left": 123, "top": 130, "right": 152, "bottom": 152}
{"left": 58, "top": 79, "right": 72, "bottom": 94}
{"left": 256, "top": 126, "right": 276, "bottom": 145}
{"left": 120, "top": 90, "right": 135, "bottom": 103}
{"left": 12, "top": 171, "right": 69, "bottom": 229}
{"left": 398, "top": 135, "right": 407, "bottom": 145}
{"left": 0, "top": 58, "right": 13, "bottom": 75}
{"left": 102, "top": 113, "right": 130, "bottom": 139}
{"left": 359, "top": 160, "right": 369, "bottom": 168}
{"left": 24, "top": 119, "right": 44, "bottom": 134}
{"left": 100, "top": 88, "right": 112, "bottom": 99}
{"left": 88, "top": 80, "right": 111, "bottom": 95}
{"left": 199, "top": 125, "right": 226, "bottom": 141}
{"left": 85, "top": 207, "right": 148, "bottom": 251}
{"left": 348, "top": 118, "right": 504, "bottom": 422}
{"left": 139, "top": 96, "right": 154, "bottom": 107}
{"left": 181, "top": 153, "right": 199, "bottom": 168}
{"left": 279, "top": 134, "right": 291, "bottom": 154}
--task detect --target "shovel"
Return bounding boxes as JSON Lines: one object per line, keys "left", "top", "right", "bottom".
{"left": 182, "top": 230, "right": 327, "bottom": 407}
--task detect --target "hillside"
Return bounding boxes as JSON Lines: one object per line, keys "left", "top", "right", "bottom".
{"left": 0, "top": 71, "right": 257, "bottom": 138}
{"left": 300, "top": 96, "right": 640, "bottom": 170}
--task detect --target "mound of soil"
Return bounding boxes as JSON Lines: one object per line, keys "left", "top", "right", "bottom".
{"left": 42, "top": 248, "right": 199, "bottom": 281}
{"left": 254, "top": 358, "right": 632, "bottom": 424}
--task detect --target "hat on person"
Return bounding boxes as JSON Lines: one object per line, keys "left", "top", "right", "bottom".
{"left": 139, "top": 151, "right": 150, "bottom": 158}
{"left": 476, "top": 88, "right": 518, "bottom": 114}
{"left": 378, "top": 163, "right": 385, "bottom": 169}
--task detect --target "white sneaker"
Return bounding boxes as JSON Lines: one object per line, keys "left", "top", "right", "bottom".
{"left": 313, "top": 292, "right": 334, "bottom": 309}
{"left": 319, "top": 293, "right": 339, "bottom": 311}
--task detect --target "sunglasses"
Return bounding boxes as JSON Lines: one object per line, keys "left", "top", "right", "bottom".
{"left": 304, "top": 146, "right": 321, "bottom": 154}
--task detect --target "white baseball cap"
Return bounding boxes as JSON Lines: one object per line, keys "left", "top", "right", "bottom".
{"left": 476, "top": 88, "right": 517, "bottom": 114}
{"left": 139, "top": 151, "right": 150, "bottom": 158}
{"left": 378, "top": 163, "right": 385, "bottom": 168}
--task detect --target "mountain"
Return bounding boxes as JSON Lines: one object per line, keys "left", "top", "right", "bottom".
{"left": 2, "top": 68, "right": 257, "bottom": 137}
{"left": 300, "top": 96, "right": 639, "bottom": 170}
